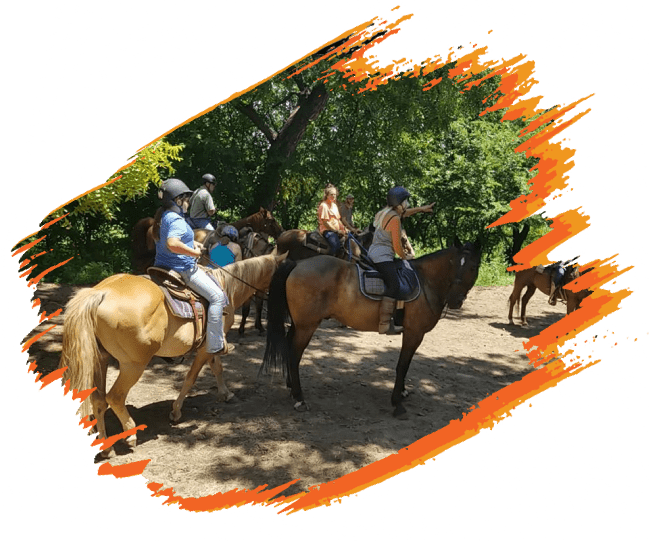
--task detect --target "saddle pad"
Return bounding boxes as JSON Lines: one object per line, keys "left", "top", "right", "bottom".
{"left": 160, "top": 287, "right": 205, "bottom": 319}
{"left": 357, "top": 260, "right": 420, "bottom": 302}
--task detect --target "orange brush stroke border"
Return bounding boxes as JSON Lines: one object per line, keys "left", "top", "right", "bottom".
{"left": 15, "top": 9, "right": 633, "bottom": 514}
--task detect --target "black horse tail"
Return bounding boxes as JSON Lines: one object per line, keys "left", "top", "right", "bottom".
{"left": 260, "top": 259, "right": 297, "bottom": 378}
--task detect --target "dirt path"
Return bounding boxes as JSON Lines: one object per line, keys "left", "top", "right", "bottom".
{"left": 26, "top": 282, "right": 567, "bottom": 499}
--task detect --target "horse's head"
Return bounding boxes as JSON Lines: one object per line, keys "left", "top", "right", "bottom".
{"left": 446, "top": 240, "right": 482, "bottom": 309}
{"left": 259, "top": 207, "right": 284, "bottom": 239}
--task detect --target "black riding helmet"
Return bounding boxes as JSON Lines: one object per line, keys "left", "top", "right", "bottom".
{"left": 158, "top": 178, "right": 192, "bottom": 205}
{"left": 202, "top": 173, "right": 216, "bottom": 185}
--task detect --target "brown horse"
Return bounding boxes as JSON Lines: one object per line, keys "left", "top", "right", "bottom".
{"left": 59, "top": 250, "right": 288, "bottom": 456}
{"left": 276, "top": 226, "right": 374, "bottom": 262}
{"left": 232, "top": 207, "right": 283, "bottom": 239}
{"left": 260, "top": 241, "right": 482, "bottom": 418}
{"left": 237, "top": 228, "right": 275, "bottom": 335}
{"left": 131, "top": 207, "right": 283, "bottom": 274}
{"left": 507, "top": 264, "right": 591, "bottom": 326}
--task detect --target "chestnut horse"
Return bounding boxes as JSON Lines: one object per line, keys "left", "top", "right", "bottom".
{"left": 131, "top": 207, "right": 283, "bottom": 274}
{"left": 59, "top": 250, "right": 288, "bottom": 456}
{"left": 507, "top": 264, "right": 592, "bottom": 326}
{"left": 261, "top": 241, "right": 482, "bottom": 418}
{"left": 276, "top": 227, "right": 373, "bottom": 262}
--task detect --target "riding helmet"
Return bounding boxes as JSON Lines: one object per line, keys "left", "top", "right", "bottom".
{"left": 222, "top": 225, "right": 239, "bottom": 242}
{"left": 158, "top": 178, "right": 193, "bottom": 203}
{"left": 387, "top": 186, "right": 411, "bottom": 207}
{"left": 202, "top": 173, "right": 217, "bottom": 185}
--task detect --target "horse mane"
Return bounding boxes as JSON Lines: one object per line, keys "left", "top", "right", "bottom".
{"left": 207, "top": 252, "right": 277, "bottom": 305}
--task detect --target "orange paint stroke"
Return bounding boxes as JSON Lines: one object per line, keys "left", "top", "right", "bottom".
{"left": 22, "top": 324, "right": 56, "bottom": 353}
{"left": 506, "top": 208, "right": 591, "bottom": 270}
{"left": 17, "top": 9, "right": 633, "bottom": 515}
{"left": 37, "top": 367, "right": 68, "bottom": 390}
{"left": 39, "top": 308, "right": 62, "bottom": 324}
{"left": 12, "top": 235, "right": 46, "bottom": 257}
{"left": 275, "top": 358, "right": 595, "bottom": 513}
{"left": 98, "top": 460, "right": 151, "bottom": 479}
{"left": 92, "top": 425, "right": 147, "bottom": 452}
{"left": 27, "top": 257, "right": 74, "bottom": 287}
{"left": 524, "top": 288, "right": 632, "bottom": 367}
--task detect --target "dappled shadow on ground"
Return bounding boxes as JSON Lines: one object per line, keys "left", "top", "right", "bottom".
{"left": 26, "top": 282, "right": 570, "bottom": 499}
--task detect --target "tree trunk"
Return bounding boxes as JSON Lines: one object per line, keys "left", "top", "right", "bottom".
{"left": 241, "top": 82, "right": 330, "bottom": 212}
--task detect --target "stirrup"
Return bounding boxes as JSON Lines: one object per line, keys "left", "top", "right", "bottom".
{"left": 214, "top": 342, "right": 235, "bottom": 356}
{"left": 385, "top": 318, "right": 403, "bottom": 335}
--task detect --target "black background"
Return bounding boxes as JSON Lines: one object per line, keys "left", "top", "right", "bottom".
{"left": 10, "top": 2, "right": 646, "bottom": 539}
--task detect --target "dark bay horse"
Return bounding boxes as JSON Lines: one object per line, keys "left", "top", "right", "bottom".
{"left": 260, "top": 241, "right": 482, "bottom": 418}
{"left": 276, "top": 226, "right": 374, "bottom": 262}
{"left": 59, "top": 250, "right": 288, "bottom": 456}
{"left": 507, "top": 264, "right": 592, "bottom": 325}
{"left": 237, "top": 228, "right": 275, "bottom": 335}
{"left": 131, "top": 207, "right": 283, "bottom": 274}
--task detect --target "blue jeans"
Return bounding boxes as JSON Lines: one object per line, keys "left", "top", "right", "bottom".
{"left": 178, "top": 264, "right": 227, "bottom": 353}
{"left": 323, "top": 230, "right": 341, "bottom": 255}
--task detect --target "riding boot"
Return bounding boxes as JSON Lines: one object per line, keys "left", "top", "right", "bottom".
{"left": 378, "top": 297, "right": 403, "bottom": 335}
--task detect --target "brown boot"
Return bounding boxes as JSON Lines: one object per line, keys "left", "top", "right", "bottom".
{"left": 378, "top": 297, "right": 403, "bottom": 334}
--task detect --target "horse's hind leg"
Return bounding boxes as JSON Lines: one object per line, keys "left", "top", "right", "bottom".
{"left": 520, "top": 285, "right": 536, "bottom": 326}
{"left": 91, "top": 349, "right": 111, "bottom": 457}
{"left": 287, "top": 323, "right": 319, "bottom": 411}
{"left": 391, "top": 331, "right": 425, "bottom": 419}
{"left": 508, "top": 282, "right": 523, "bottom": 325}
{"left": 105, "top": 359, "right": 150, "bottom": 450}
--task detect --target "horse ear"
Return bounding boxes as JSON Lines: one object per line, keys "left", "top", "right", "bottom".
{"left": 453, "top": 236, "right": 462, "bottom": 248}
{"left": 473, "top": 238, "right": 482, "bottom": 254}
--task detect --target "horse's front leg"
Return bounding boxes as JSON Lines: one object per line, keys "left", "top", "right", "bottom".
{"left": 391, "top": 330, "right": 425, "bottom": 419}
{"left": 238, "top": 299, "right": 251, "bottom": 335}
{"left": 254, "top": 295, "right": 266, "bottom": 335}
{"left": 170, "top": 349, "right": 211, "bottom": 422}
{"left": 207, "top": 355, "right": 235, "bottom": 402}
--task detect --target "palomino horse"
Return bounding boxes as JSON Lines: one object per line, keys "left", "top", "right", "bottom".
{"left": 59, "top": 250, "right": 288, "bottom": 456}
{"left": 507, "top": 264, "right": 591, "bottom": 326}
{"left": 261, "top": 241, "right": 482, "bottom": 418}
{"left": 131, "top": 207, "right": 283, "bottom": 274}
{"left": 276, "top": 226, "right": 373, "bottom": 262}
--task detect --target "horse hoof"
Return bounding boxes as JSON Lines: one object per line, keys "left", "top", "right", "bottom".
{"left": 169, "top": 410, "right": 181, "bottom": 423}
{"left": 294, "top": 401, "right": 309, "bottom": 412}
{"left": 95, "top": 447, "right": 114, "bottom": 461}
{"left": 217, "top": 391, "right": 235, "bottom": 402}
{"left": 125, "top": 434, "right": 137, "bottom": 450}
{"left": 393, "top": 405, "right": 408, "bottom": 420}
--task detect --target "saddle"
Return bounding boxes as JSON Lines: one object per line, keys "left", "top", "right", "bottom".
{"left": 147, "top": 266, "right": 228, "bottom": 351}
{"left": 356, "top": 260, "right": 421, "bottom": 303}
{"left": 303, "top": 230, "right": 334, "bottom": 255}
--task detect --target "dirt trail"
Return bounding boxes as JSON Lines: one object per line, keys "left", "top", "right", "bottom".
{"left": 26, "top": 282, "right": 566, "bottom": 498}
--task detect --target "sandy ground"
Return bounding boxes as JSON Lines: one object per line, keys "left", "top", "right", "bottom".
{"left": 26, "top": 282, "right": 568, "bottom": 499}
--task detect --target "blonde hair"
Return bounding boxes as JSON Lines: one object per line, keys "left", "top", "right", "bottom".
{"left": 321, "top": 183, "right": 338, "bottom": 202}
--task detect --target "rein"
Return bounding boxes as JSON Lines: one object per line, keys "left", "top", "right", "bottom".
{"left": 201, "top": 252, "right": 270, "bottom": 297}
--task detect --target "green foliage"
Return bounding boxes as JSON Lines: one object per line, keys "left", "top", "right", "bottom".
{"left": 47, "top": 139, "right": 183, "bottom": 223}
{"left": 19, "top": 49, "right": 554, "bottom": 287}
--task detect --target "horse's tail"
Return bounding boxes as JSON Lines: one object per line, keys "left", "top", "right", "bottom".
{"left": 59, "top": 288, "right": 107, "bottom": 421}
{"left": 260, "top": 259, "right": 297, "bottom": 378}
